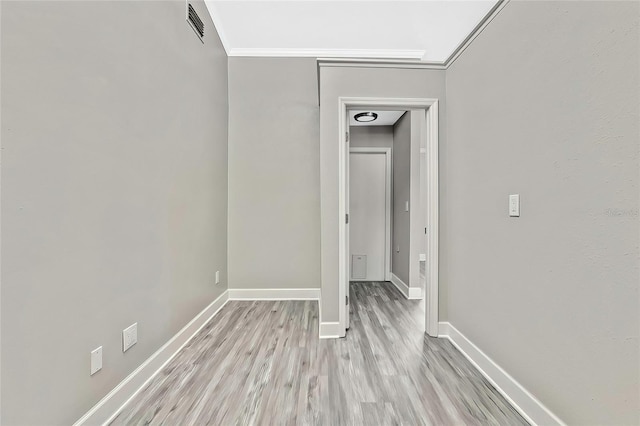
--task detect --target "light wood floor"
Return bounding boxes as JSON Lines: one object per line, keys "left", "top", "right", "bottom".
{"left": 112, "top": 282, "right": 527, "bottom": 425}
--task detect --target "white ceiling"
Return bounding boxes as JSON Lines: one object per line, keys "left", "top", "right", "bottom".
{"left": 350, "top": 110, "right": 405, "bottom": 127}
{"left": 204, "top": 1, "right": 499, "bottom": 62}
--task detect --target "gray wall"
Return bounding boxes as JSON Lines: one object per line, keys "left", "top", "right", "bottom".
{"left": 350, "top": 126, "right": 393, "bottom": 149}
{"left": 392, "top": 113, "right": 410, "bottom": 284}
{"left": 444, "top": 1, "right": 639, "bottom": 424}
{"left": 227, "top": 57, "right": 320, "bottom": 290}
{"left": 0, "top": 1, "right": 228, "bottom": 424}
{"left": 319, "top": 65, "right": 447, "bottom": 323}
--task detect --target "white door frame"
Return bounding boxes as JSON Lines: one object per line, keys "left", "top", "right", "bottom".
{"left": 349, "top": 147, "right": 392, "bottom": 282}
{"left": 338, "top": 97, "right": 439, "bottom": 337}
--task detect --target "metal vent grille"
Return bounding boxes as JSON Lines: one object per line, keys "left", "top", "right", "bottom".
{"left": 188, "top": 4, "right": 204, "bottom": 39}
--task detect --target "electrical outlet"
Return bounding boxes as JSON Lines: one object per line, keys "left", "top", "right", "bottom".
{"left": 122, "top": 323, "right": 138, "bottom": 352}
{"left": 215, "top": 270, "right": 220, "bottom": 285}
{"left": 90, "top": 346, "right": 102, "bottom": 376}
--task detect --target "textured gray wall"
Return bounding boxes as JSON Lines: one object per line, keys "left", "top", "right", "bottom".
{"left": 319, "top": 66, "right": 446, "bottom": 323}
{"left": 227, "top": 57, "right": 320, "bottom": 290}
{"left": 444, "top": 1, "right": 639, "bottom": 424}
{"left": 392, "top": 113, "right": 411, "bottom": 285}
{"left": 0, "top": 1, "right": 228, "bottom": 424}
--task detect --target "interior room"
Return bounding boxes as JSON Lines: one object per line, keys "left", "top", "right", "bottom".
{"left": 1, "top": 1, "right": 638, "bottom": 425}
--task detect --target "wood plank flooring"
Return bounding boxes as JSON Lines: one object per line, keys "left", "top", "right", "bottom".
{"left": 112, "top": 282, "right": 527, "bottom": 425}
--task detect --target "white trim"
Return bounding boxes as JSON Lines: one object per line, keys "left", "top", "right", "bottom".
{"left": 74, "top": 290, "right": 230, "bottom": 426}
{"left": 338, "top": 97, "right": 439, "bottom": 338}
{"left": 390, "top": 273, "right": 409, "bottom": 298}
{"left": 204, "top": 0, "right": 508, "bottom": 65}
{"left": 203, "top": 1, "right": 231, "bottom": 54}
{"left": 424, "top": 100, "right": 439, "bottom": 337}
{"left": 227, "top": 288, "right": 320, "bottom": 300}
{"left": 318, "top": 58, "right": 446, "bottom": 70}
{"left": 438, "top": 322, "right": 566, "bottom": 426}
{"left": 338, "top": 99, "right": 348, "bottom": 337}
{"left": 408, "top": 286, "right": 422, "bottom": 299}
{"left": 445, "top": 0, "right": 510, "bottom": 67}
{"left": 349, "top": 147, "right": 392, "bottom": 282}
{"left": 344, "top": 130, "right": 351, "bottom": 331}
{"left": 229, "top": 48, "right": 426, "bottom": 60}
{"left": 390, "top": 273, "right": 422, "bottom": 300}
{"left": 0, "top": 0, "right": 3, "bottom": 418}
{"left": 319, "top": 322, "right": 342, "bottom": 339}
{"left": 315, "top": 1, "right": 510, "bottom": 71}
{"left": 408, "top": 110, "right": 422, "bottom": 295}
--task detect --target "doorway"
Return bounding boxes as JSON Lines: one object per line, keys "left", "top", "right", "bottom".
{"left": 339, "top": 97, "right": 440, "bottom": 337}
{"left": 349, "top": 148, "right": 392, "bottom": 283}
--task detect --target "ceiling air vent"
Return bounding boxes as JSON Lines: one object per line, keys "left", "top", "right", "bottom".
{"left": 187, "top": 3, "right": 204, "bottom": 40}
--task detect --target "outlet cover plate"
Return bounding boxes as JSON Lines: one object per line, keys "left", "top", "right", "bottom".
{"left": 123, "top": 323, "right": 138, "bottom": 352}
{"left": 90, "top": 346, "right": 102, "bottom": 375}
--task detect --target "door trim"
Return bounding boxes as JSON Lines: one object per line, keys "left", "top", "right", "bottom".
{"left": 338, "top": 97, "right": 439, "bottom": 337}
{"left": 349, "top": 147, "right": 392, "bottom": 282}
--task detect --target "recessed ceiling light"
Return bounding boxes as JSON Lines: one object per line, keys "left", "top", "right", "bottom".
{"left": 354, "top": 112, "right": 378, "bottom": 122}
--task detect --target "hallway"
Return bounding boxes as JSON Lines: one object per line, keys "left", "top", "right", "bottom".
{"left": 112, "top": 282, "right": 526, "bottom": 425}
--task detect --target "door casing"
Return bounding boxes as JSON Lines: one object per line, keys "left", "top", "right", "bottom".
{"left": 338, "top": 97, "right": 440, "bottom": 337}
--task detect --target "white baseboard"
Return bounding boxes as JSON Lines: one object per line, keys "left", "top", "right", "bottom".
{"left": 390, "top": 273, "right": 410, "bottom": 297}
{"left": 317, "top": 296, "right": 342, "bottom": 339}
{"left": 408, "top": 286, "right": 422, "bottom": 299}
{"left": 319, "top": 321, "right": 342, "bottom": 339}
{"left": 390, "top": 273, "right": 422, "bottom": 300}
{"left": 438, "top": 322, "right": 565, "bottom": 426}
{"left": 74, "top": 290, "right": 230, "bottom": 426}
{"left": 227, "top": 287, "right": 320, "bottom": 300}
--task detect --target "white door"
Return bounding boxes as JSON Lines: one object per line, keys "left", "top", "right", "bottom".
{"left": 349, "top": 151, "right": 388, "bottom": 281}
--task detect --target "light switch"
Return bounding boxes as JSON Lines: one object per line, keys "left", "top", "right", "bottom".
{"left": 90, "top": 346, "right": 102, "bottom": 376}
{"left": 405, "top": 201, "right": 409, "bottom": 212}
{"left": 509, "top": 194, "right": 520, "bottom": 217}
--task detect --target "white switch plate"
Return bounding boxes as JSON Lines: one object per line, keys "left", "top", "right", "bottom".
{"left": 405, "top": 201, "right": 409, "bottom": 212}
{"left": 90, "top": 346, "right": 102, "bottom": 376}
{"left": 396, "top": 246, "right": 400, "bottom": 253}
{"left": 509, "top": 194, "right": 520, "bottom": 217}
{"left": 215, "top": 270, "right": 220, "bottom": 285}
{"left": 122, "top": 323, "right": 138, "bottom": 352}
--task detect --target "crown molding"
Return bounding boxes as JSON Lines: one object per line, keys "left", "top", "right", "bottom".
{"left": 317, "top": 0, "right": 510, "bottom": 71}
{"left": 203, "top": 0, "right": 230, "bottom": 54}
{"left": 228, "top": 48, "right": 426, "bottom": 60}
{"left": 317, "top": 57, "right": 446, "bottom": 70}
{"left": 445, "top": 0, "right": 509, "bottom": 67}
{"left": 205, "top": 0, "right": 511, "bottom": 70}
